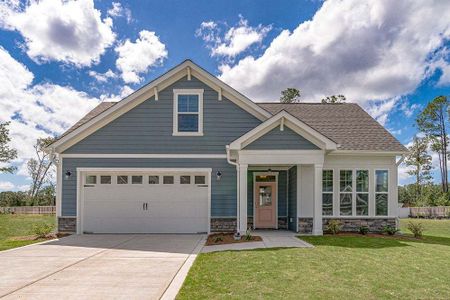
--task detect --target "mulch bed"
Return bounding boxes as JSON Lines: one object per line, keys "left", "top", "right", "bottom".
{"left": 205, "top": 233, "right": 263, "bottom": 246}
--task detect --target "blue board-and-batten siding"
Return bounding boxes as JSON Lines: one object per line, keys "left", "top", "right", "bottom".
{"left": 243, "top": 126, "right": 319, "bottom": 150}
{"left": 61, "top": 158, "right": 237, "bottom": 217}
{"left": 247, "top": 170, "right": 288, "bottom": 217}
{"left": 288, "top": 166, "right": 297, "bottom": 231}
{"left": 64, "top": 76, "right": 261, "bottom": 154}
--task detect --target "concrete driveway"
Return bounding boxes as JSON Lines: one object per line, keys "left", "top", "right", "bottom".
{"left": 0, "top": 234, "right": 204, "bottom": 299}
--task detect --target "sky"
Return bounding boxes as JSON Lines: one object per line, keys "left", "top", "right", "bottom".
{"left": 0, "top": 0, "right": 450, "bottom": 191}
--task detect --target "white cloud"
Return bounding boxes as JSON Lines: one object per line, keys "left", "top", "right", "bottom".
{"left": 400, "top": 101, "right": 420, "bottom": 118}
{"left": 0, "top": 181, "right": 15, "bottom": 191}
{"left": 88, "top": 69, "right": 117, "bottom": 82}
{"left": 0, "top": 0, "right": 115, "bottom": 67}
{"left": 115, "top": 30, "right": 167, "bottom": 83}
{"left": 107, "top": 2, "right": 132, "bottom": 23}
{"left": 218, "top": 0, "right": 450, "bottom": 104}
{"left": 196, "top": 15, "right": 271, "bottom": 59}
{"left": 366, "top": 98, "right": 398, "bottom": 126}
{"left": 0, "top": 46, "right": 100, "bottom": 163}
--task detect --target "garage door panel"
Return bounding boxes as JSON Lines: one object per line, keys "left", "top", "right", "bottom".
{"left": 82, "top": 172, "right": 209, "bottom": 233}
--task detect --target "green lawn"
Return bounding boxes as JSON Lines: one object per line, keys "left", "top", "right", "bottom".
{"left": 178, "top": 219, "right": 450, "bottom": 300}
{"left": 0, "top": 214, "right": 56, "bottom": 251}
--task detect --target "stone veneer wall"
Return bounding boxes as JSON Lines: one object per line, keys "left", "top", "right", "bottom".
{"left": 323, "top": 218, "right": 397, "bottom": 233}
{"left": 58, "top": 217, "right": 77, "bottom": 233}
{"left": 298, "top": 217, "right": 398, "bottom": 234}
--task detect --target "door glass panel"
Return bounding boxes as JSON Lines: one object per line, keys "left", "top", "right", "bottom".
{"left": 256, "top": 175, "right": 276, "bottom": 182}
{"left": 259, "top": 186, "right": 272, "bottom": 206}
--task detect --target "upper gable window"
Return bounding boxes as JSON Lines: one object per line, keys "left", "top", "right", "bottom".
{"left": 173, "top": 89, "right": 204, "bottom": 136}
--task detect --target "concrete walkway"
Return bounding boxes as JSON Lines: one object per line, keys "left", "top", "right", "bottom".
{"left": 202, "top": 230, "right": 313, "bottom": 253}
{"left": 0, "top": 234, "right": 204, "bottom": 299}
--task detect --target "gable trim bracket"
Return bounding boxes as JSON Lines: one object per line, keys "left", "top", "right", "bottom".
{"left": 47, "top": 60, "right": 272, "bottom": 154}
{"left": 228, "top": 110, "right": 338, "bottom": 151}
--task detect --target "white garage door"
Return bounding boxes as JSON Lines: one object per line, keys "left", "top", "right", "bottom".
{"left": 81, "top": 170, "right": 210, "bottom": 233}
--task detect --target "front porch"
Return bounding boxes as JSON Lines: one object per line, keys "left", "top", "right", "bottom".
{"left": 238, "top": 164, "right": 325, "bottom": 236}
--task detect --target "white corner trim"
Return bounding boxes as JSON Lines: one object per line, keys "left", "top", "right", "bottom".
{"left": 60, "top": 153, "right": 227, "bottom": 159}
{"left": 49, "top": 60, "right": 272, "bottom": 154}
{"left": 154, "top": 87, "right": 158, "bottom": 101}
{"left": 229, "top": 110, "right": 337, "bottom": 151}
{"left": 173, "top": 89, "right": 204, "bottom": 136}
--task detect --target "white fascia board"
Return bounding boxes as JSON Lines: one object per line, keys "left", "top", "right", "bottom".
{"left": 229, "top": 110, "right": 337, "bottom": 150}
{"left": 238, "top": 149, "right": 325, "bottom": 165}
{"left": 328, "top": 150, "right": 408, "bottom": 156}
{"left": 50, "top": 60, "right": 272, "bottom": 154}
{"left": 60, "top": 153, "right": 227, "bottom": 159}
{"left": 51, "top": 62, "right": 190, "bottom": 152}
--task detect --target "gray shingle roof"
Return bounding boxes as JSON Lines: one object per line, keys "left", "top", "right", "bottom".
{"left": 59, "top": 101, "right": 116, "bottom": 138}
{"left": 57, "top": 101, "right": 406, "bottom": 152}
{"left": 257, "top": 103, "right": 406, "bottom": 152}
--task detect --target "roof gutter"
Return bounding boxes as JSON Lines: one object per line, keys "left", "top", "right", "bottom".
{"left": 396, "top": 154, "right": 405, "bottom": 167}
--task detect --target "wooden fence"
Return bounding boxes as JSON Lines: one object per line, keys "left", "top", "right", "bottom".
{"left": 409, "top": 206, "right": 450, "bottom": 218}
{"left": 0, "top": 206, "right": 56, "bottom": 214}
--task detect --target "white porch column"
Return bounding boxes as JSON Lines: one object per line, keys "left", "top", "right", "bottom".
{"left": 313, "top": 164, "right": 323, "bottom": 235}
{"left": 238, "top": 164, "right": 248, "bottom": 234}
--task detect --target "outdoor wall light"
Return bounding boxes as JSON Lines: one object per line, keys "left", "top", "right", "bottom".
{"left": 216, "top": 171, "right": 222, "bottom": 181}
{"left": 65, "top": 170, "right": 72, "bottom": 180}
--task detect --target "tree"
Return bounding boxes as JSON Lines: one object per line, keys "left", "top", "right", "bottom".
{"left": 280, "top": 88, "right": 301, "bottom": 103}
{"left": 27, "top": 137, "right": 56, "bottom": 198}
{"left": 0, "top": 122, "right": 17, "bottom": 173}
{"left": 416, "top": 96, "right": 449, "bottom": 193}
{"left": 321, "top": 94, "right": 346, "bottom": 103}
{"left": 404, "top": 136, "right": 433, "bottom": 201}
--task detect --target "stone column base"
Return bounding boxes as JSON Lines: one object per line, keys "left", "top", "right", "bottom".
{"left": 58, "top": 217, "right": 77, "bottom": 233}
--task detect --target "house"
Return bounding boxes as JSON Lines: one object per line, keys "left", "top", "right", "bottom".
{"left": 47, "top": 60, "right": 407, "bottom": 235}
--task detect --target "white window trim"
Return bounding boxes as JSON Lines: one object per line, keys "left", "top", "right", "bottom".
{"left": 374, "top": 169, "right": 389, "bottom": 216}
{"left": 173, "top": 89, "right": 204, "bottom": 136}
{"left": 355, "top": 169, "right": 369, "bottom": 216}
{"left": 339, "top": 169, "right": 353, "bottom": 216}
{"left": 322, "top": 169, "right": 333, "bottom": 216}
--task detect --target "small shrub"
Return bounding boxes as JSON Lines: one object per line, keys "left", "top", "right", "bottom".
{"left": 359, "top": 226, "right": 369, "bottom": 235}
{"left": 213, "top": 235, "right": 223, "bottom": 243}
{"left": 382, "top": 225, "right": 399, "bottom": 236}
{"left": 326, "top": 220, "right": 342, "bottom": 235}
{"left": 244, "top": 228, "right": 252, "bottom": 241}
{"left": 32, "top": 223, "right": 53, "bottom": 238}
{"left": 407, "top": 221, "right": 425, "bottom": 238}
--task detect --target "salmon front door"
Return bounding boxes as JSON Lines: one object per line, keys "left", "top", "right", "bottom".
{"left": 254, "top": 175, "right": 277, "bottom": 229}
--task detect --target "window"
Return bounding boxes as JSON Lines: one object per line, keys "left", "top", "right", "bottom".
{"left": 356, "top": 170, "right": 369, "bottom": 216}
{"left": 173, "top": 89, "right": 203, "bottom": 135}
{"left": 340, "top": 170, "right": 352, "bottom": 216}
{"left": 163, "top": 176, "right": 174, "bottom": 184}
{"left": 86, "top": 175, "right": 96, "bottom": 184}
{"left": 132, "top": 175, "right": 143, "bottom": 184}
{"left": 100, "top": 176, "right": 111, "bottom": 184}
{"left": 180, "top": 175, "right": 191, "bottom": 184}
{"left": 149, "top": 176, "right": 159, "bottom": 184}
{"left": 376, "top": 170, "right": 389, "bottom": 215}
{"left": 322, "top": 170, "right": 333, "bottom": 216}
{"left": 117, "top": 175, "right": 128, "bottom": 184}
{"left": 195, "top": 175, "right": 206, "bottom": 185}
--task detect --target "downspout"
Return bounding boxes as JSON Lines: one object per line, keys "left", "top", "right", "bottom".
{"left": 226, "top": 145, "right": 240, "bottom": 233}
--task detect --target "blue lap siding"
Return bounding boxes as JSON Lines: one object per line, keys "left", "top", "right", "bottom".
{"left": 288, "top": 166, "right": 297, "bottom": 231}
{"left": 244, "top": 126, "right": 319, "bottom": 150}
{"left": 64, "top": 76, "right": 261, "bottom": 154}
